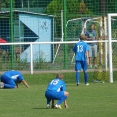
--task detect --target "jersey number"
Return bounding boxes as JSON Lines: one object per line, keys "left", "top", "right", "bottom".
{"left": 77, "top": 45, "right": 83, "bottom": 52}
{"left": 50, "top": 79, "right": 59, "bottom": 85}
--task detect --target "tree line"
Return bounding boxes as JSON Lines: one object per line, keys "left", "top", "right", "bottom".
{"left": 0, "top": 0, "right": 116, "bottom": 15}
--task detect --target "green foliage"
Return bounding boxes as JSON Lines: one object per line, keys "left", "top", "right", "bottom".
{"left": 105, "top": 0, "right": 117, "bottom": 13}
{"left": 1, "top": 0, "right": 117, "bottom": 15}
{"left": 78, "top": 0, "right": 93, "bottom": 16}
{"left": 93, "top": 71, "right": 109, "bottom": 81}
{"left": 1, "top": 0, "right": 10, "bottom": 8}
{"left": 34, "top": 57, "right": 46, "bottom": 69}
{"left": 81, "top": 0, "right": 117, "bottom": 15}
{"left": 20, "top": 0, "right": 52, "bottom": 8}
{"left": 45, "top": 0, "right": 93, "bottom": 19}
{"left": 44, "top": 0, "right": 62, "bottom": 37}
{"left": 45, "top": 0, "right": 62, "bottom": 15}
{"left": 44, "top": 0, "right": 93, "bottom": 37}
{"left": 18, "top": 58, "right": 29, "bottom": 70}
{"left": 0, "top": 0, "right": 16, "bottom": 8}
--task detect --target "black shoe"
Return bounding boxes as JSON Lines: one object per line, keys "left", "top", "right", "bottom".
{"left": 76, "top": 84, "right": 79, "bottom": 86}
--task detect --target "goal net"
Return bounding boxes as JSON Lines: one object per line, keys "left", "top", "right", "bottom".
{"left": 0, "top": 15, "right": 117, "bottom": 83}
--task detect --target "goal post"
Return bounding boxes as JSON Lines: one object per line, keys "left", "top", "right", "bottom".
{"left": 107, "top": 13, "right": 117, "bottom": 83}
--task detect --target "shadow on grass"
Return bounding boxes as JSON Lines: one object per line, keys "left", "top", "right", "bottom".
{"left": 33, "top": 107, "right": 58, "bottom": 109}
{"left": 33, "top": 107, "right": 47, "bottom": 109}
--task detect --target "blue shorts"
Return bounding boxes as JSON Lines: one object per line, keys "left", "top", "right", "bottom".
{"left": 45, "top": 90, "right": 64, "bottom": 100}
{"left": 75, "top": 61, "right": 87, "bottom": 71}
{"left": 1, "top": 75, "right": 16, "bottom": 88}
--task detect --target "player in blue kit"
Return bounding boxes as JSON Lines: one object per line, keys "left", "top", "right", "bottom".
{"left": 0, "top": 70, "right": 29, "bottom": 89}
{"left": 45, "top": 74, "right": 69, "bottom": 109}
{"left": 73, "top": 34, "right": 89, "bottom": 86}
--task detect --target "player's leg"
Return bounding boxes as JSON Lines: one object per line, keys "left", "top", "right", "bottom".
{"left": 93, "top": 44, "right": 97, "bottom": 67}
{"left": 84, "top": 71, "right": 89, "bottom": 85}
{"left": 56, "top": 96, "right": 67, "bottom": 105}
{"left": 75, "top": 61, "right": 81, "bottom": 86}
{"left": 46, "top": 98, "right": 51, "bottom": 108}
{"left": 1, "top": 75, "right": 16, "bottom": 88}
{"left": 45, "top": 91, "right": 52, "bottom": 108}
{"left": 82, "top": 61, "right": 89, "bottom": 85}
{"left": 4, "top": 83, "right": 16, "bottom": 88}
{"left": 89, "top": 45, "right": 92, "bottom": 67}
{"left": 54, "top": 91, "right": 68, "bottom": 109}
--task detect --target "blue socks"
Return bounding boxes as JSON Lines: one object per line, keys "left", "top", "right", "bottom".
{"left": 76, "top": 72, "right": 79, "bottom": 84}
{"left": 84, "top": 72, "right": 88, "bottom": 84}
{"left": 76, "top": 71, "right": 88, "bottom": 84}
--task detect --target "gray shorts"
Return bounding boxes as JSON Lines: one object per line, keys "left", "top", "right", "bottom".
{"left": 89, "top": 44, "right": 97, "bottom": 57}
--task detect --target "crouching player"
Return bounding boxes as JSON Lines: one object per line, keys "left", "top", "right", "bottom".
{"left": 45, "top": 74, "right": 69, "bottom": 109}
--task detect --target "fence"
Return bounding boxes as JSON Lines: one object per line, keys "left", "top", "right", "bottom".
{"left": 0, "top": 39, "right": 116, "bottom": 82}
{"left": 0, "top": 0, "right": 117, "bottom": 82}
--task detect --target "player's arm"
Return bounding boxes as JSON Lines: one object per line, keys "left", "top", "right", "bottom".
{"left": 85, "top": 33, "right": 90, "bottom": 40}
{"left": 64, "top": 100, "right": 69, "bottom": 108}
{"left": 86, "top": 36, "right": 95, "bottom": 41}
{"left": 86, "top": 51, "right": 89, "bottom": 65}
{"left": 22, "top": 80, "right": 29, "bottom": 88}
{"left": 15, "top": 82, "right": 19, "bottom": 88}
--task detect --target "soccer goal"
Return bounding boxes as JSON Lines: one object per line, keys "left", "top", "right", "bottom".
{"left": 0, "top": 15, "right": 116, "bottom": 83}
{"left": 108, "top": 13, "right": 117, "bottom": 83}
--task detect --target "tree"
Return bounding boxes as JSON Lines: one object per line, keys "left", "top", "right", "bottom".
{"left": 44, "top": 0, "right": 92, "bottom": 37}
{"left": 0, "top": 0, "right": 3, "bottom": 11}
{"left": 1, "top": 0, "right": 10, "bottom": 8}
{"left": 44, "top": 0, "right": 80, "bottom": 37}
{"left": 78, "top": 0, "right": 92, "bottom": 15}
{"left": 14, "top": 0, "right": 53, "bottom": 8}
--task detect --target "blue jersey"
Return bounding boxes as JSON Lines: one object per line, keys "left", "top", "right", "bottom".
{"left": 73, "top": 41, "right": 89, "bottom": 61}
{"left": 2, "top": 70, "right": 24, "bottom": 82}
{"left": 46, "top": 78, "right": 66, "bottom": 92}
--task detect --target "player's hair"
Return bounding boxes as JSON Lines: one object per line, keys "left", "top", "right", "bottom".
{"left": 17, "top": 80, "right": 22, "bottom": 83}
{"left": 56, "top": 73, "right": 63, "bottom": 79}
{"left": 80, "top": 34, "right": 86, "bottom": 41}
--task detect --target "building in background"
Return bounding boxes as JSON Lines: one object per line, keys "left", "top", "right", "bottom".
{"left": 0, "top": 10, "right": 54, "bottom": 62}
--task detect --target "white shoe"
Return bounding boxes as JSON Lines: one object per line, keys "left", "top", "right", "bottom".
{"left": 0, "top": 82, "right": 4, "bottom": 89}
{"left": 85, "top": 83, "right": 89, "bottom": 86}
{"left": 55, "top": 104, "right": 62, "bottom": 109}
{"left": 46, "top": 104, "right": 50, "bottom": 109}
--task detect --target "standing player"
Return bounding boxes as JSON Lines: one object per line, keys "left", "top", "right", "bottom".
{"left": 73, "top": 34, "right": 89, "bottom": 86}
{"left": 45, "top": 74, "right": 69, "bottom": 109}
{"left": 0, "top": 70, "right": 29, "bottom": 89}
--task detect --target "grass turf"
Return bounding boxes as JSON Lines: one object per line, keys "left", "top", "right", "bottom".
{"left": 0, "top": 73, "right": 117, "bottom": 117}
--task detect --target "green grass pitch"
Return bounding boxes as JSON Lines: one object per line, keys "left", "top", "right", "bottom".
{"left": 0, "top": 73, "right": 117, "bottom": 117}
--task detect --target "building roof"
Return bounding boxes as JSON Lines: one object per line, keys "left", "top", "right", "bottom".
{"left": 0, "top": 10, "right": 54, "bottom": 18}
